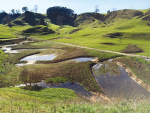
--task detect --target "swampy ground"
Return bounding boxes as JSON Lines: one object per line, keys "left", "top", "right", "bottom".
{"left": 1, "top": 40, "right": 150, "bottom": 112}
{"left": 0, "top": 8, "right": 150, "bottom": 112}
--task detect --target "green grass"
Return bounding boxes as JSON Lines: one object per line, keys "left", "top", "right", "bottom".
{"left": 0, "top": 87, "right": 77, "bottom": 112}
{"left": 1, "top": 14, "right": 150, "bottom": 57}
{"left": 1, "top": 87, "right": 150, "bottom": 112}
{"left": 46, "top": 18, "right": 150, "bottom": 56}
{"left": 20, "top": 25, "right": 55, "bottom": 36}
{"left": 0, "top": 24, "right": 31, "bottom": 39}
{"left": 1, "top": 9, "right": 150, "bottom": 113}
{"left": 139, "top": 9, "right": 150, "bottom": 14}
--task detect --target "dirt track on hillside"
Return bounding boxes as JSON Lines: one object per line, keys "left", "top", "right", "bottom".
{"left": 53, "top": 41, "right": 150, "bottom": 59}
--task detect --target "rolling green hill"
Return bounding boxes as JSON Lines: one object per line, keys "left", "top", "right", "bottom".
{"left": 10, "top": 11, "right": 47, "bottom": 26}
{"left": 0, "top": 9, "right": 150, "bottom": 56}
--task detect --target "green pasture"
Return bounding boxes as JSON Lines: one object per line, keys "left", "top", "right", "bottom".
{"left": 0, "top": 87, "right": 77, "bottom": 112}
{"left": 49, "top": 18, "right": 150, "bottom": 56}
{"left": 0, "top": 24, "right": 31, "bottom": 39}
{"left": 1, "top": 15, "right": 150, "bottom": 56}
{"left": 0, "top": 87, "right": 150, "bottom": 112}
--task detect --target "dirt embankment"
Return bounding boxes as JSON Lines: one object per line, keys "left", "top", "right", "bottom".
{"left": 115, "top": 61, "right": 150, "bottom": 92}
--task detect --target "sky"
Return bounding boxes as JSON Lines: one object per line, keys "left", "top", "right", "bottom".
{"left": 0, "top": 0, "right": 150, "bottom": 14}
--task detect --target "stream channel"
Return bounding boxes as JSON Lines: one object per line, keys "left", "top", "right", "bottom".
{"left": 1, "top": 41, "right": 150, "bottom": 100}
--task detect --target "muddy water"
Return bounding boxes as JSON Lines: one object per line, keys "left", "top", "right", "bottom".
{"left": 92, "top": 61, "right": 150, "bottom": 100}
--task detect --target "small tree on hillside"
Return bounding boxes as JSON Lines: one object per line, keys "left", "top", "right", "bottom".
{"left": 11, "top": 9, "right": 15, "bottom": 14}
{"left": 22, "top": 7, "right": 28, "bottom": 13}
{"left": 39, "top": 17, "right": 45, "bottom": 25}
{"left": 34, "top": 5, "right": 38, "bottom": 13}
{"left": 56, "top": 15, "right": 65, "bottom": 26}
{"left": 107, "top": 10, "right": 111, "bottom": 14}
{"left": 95, "top": 5, "right": 99, "bottom": 13}
{"left": 16, "top": 9, "right": 21, "bottom": 14}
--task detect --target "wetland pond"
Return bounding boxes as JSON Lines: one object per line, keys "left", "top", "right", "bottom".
{"left": 2, "top": 41, "right": 150, "bottom": 100}
{"left": 16, "top": 54, "right": 57, "bottom": 66}
{"left": 92, "top": 60, "right": 150, "bottom": 100}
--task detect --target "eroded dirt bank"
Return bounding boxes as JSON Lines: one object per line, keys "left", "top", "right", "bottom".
{"left": 115, "top": 61, "right": 150, "bottom": 92}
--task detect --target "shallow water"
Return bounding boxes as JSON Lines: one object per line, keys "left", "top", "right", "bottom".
{"left": 14, "top": 82, "right": 95, "bottom": 98}
{"left": 145, "top": 59, "right": 150, "bottom": 62}
{"left": 20, "top": 54, "right": 56, "bottom": 62}
{"left": 0, "top": 41, "right": 34, "bottom": 53}
{"left": 73, "top": 58, "right": 95, "bottom": 62}
{"left": 92, "top": 61, "right": 150, "bottom": 99}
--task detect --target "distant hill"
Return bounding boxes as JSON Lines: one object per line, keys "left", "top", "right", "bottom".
{"left": 8, "top": 9, "right": 149, "bottom": 28}
{"left": 10, "top": 11, "right": 46, "bottom": 26}
{"left": 142, "top": 9, "right": 150, "bottom": 21}
{"left": 105, "top": 9, "right": 143, "bottom": 22}
{"left": 73, "top": 9, "right": 145, "bottom": 27}
{"left": 74, "top": 13, "right": 105, "bottom": 27}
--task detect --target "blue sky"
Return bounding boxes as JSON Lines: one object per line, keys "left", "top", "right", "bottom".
{"left": 0, "top": 0, "right": 149, "bottom": 14}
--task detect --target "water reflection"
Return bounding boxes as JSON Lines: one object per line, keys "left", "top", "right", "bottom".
{"left": 20, "top": 54, "right": 56, "bottom": 62}
{"left": 74, "top": 58, "right": 95, "bottom": 62}
{"left": 92, "top": 61, "right": 150, "bottom": 99}
{"left": 14, "top": 82, "right": 96, "bottom": 99}
{"left": 15, "top": 54, "right": 57, "bottom": 66}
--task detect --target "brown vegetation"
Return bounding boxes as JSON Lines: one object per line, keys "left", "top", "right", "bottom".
{"left": 19, "top": 61, "right": 103, "bottom": 93}
{"left": 121, "top": 44, "right": 144, "bottom": 53}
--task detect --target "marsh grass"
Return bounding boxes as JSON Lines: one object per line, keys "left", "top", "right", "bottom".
{"left": 19, "top": 61, "right": 102, "bottom": 93}
{"left": 36, "top": 45, "right": 121, "bottom": 64}
{"left": 7, "top": 50, "right": 42, "bottom": 64}
{"left": 0, "top": 49, "right": 48, "bottom": 87}
{"left": 45, "top": 77, "right": 69, "bottom": 84}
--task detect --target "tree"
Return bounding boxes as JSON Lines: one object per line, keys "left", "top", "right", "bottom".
{"left": 39, "top": 17, "right": 45, "bottom": 25}
{"left": 95, "top": 5, "right": 99, "bottom": 13}
{"left": 107, "top": 10, "right": 111, "bottom": 14}
{"left": 22, "top": 7, "right": 28, "bottom": 13}
{"left": 3, "top": 15, "right": 11, "bottom": 24}
{"left": 56, "top": 15, "right": 65, "bottom": 26}
{"left": 11, "top": 9, "right": 15, "bottom": 14}
{"left": 47, "top": 6, "right": 74, "bottom": 18}
{"left": 16, "top": 9, "right": 21, "bottom": 14}
{"left": 34, "top": 5, "right": 38, "bottom": 13}
{"left": 0, "top": 11, "right": 8, "bottom": 23}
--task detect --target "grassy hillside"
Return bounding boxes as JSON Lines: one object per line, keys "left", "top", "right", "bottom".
{"left": 20, "top": 25, "right": 55, "bottom": 36}
{"left": 49, "top": 10, "right": 150, "bottom": 56}
{"left": 74, "top": 13, "right": 105, "bottom": 27}
{"left": 1, "top": 87, "right": 150, "bottom": 112}
{"left": 10, "top": 11, "right": 47, "bottom": 26}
